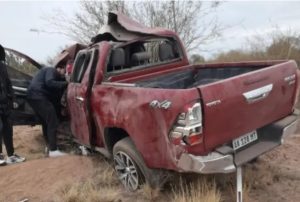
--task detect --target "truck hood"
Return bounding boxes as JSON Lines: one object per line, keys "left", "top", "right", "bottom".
{"left": 92, "top": 11, "right": 174, "bottom": 43}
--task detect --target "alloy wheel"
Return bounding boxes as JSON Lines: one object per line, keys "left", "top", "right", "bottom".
{"left": 114, "top": 151, "right": 140, "bottom": 191}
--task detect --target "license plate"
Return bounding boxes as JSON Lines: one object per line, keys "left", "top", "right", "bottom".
{"left": 232, "top": 131, "right": 258, "bottom": 150}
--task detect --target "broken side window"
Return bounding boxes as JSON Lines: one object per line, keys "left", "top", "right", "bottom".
{"left": 106, "top": 37, "right": 181, "bottom": 75}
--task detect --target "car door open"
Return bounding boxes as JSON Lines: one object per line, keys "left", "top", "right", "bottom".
{"left": 4, "top": 47, "right": 42, "bottom": 125}
{"left": 67, "top": 48, "right": 98, "bottom": 146}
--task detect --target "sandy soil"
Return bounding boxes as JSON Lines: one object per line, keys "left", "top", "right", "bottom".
{"left": 0, "top": 126, "right": 97, "bottom": 202}
{"left": 248, "top": 132, "right": 300, "bottom": 202}
{"left": 0, "top": 125, "right": 299, "bottom": 202}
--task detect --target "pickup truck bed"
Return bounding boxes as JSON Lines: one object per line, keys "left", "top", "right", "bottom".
{"left": 136, "top": 63, "right": 290, "bottom": 89}
{"left": 136, "top": 66, "right": 258, "bottom": 89}
{"left": 131, "top": 61, "right": 298, "bottom": 153}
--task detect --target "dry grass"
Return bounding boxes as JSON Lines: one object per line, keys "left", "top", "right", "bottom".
{"left": 92, "top": 161, "right": 120, "bottom": 187}
{"left": 138, "top": 183, "right": 161, "bottom": 201}
{"left": 170, "top": 177, "right": 221, "bottom": 202}
{"left": 55, "top": 161, "right": 223, "bottom": 202}
{"left": 58, "top": 180, "right": 121, "bottom": 202}
{"left": 56, "top": 157, "right": 122, "bottom": 202}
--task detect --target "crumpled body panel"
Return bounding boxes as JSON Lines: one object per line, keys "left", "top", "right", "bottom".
{"left": 90, "top": 84, "right": 203, "bottom": 170}
{"left": 93, "top": 11, "right": 176, "bottom": 43}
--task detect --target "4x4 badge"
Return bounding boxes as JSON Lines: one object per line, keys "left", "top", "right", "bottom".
{"left": 206, "top": 100, "right": 221, "bottom": 107}
{"left": 149, "top": 100, "right": 172, "bottom": 109}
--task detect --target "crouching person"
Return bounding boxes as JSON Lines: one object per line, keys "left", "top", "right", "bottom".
{"left": 0, "top": 45, "right": 25, "bottom": 165}
{"left": 27, "top": 66, "right": 68, "bottom": 157}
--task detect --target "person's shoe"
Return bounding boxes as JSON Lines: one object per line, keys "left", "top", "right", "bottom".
{"left": 49, "top": 150, "right": 67, "bottom": 157}
{"left": 0, "top": 153, "right": 6, "bottom": 166}
{"left": 6, "top": 154, "right": 26, "bottom": 164}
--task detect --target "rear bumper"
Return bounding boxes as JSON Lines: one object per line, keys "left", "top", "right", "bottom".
{"left": 177, "top": 113, "right": 299, "bottom": 174}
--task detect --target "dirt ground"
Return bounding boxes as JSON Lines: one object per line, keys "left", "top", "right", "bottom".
{"left": 0, "top": 125, "right": 299, "bottom": 202}
{"left": 247, "top": 132, "right": 300, "bottom": 202}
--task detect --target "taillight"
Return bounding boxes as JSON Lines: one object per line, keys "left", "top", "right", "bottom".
{"left": 169, "top": 102, "right": 203, "bottom": 146}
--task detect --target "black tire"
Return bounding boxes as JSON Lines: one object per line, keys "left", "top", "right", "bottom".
{"left": 113, "top": 137, "right": 169, "bottom": 191}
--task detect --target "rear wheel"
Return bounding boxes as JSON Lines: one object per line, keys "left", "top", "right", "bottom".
{"left": 114, "top": 151, "right": 142, "bottom": 191}
{"left": 113, "top": 137, "right": 146, "bottom": 191}
{"left": 113, "top": 137, "right": 171, "bottom": 191}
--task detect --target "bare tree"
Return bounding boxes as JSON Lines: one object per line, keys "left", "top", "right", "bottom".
{"left": 46, "top": 1, "right": 127, "bottom": 44}
{"left": 46, "top": 0, "right": 223, "bottom": 53}
{"left": 130, "top": 1, "right": 222, "bottom": 52}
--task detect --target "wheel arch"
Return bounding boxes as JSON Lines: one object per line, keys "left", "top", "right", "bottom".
{"left": 104, "top": 127, "right": 130, "bottom": 155}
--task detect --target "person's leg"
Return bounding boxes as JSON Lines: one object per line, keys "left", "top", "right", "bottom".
{"left": 0, "top": 115, "right": 3, "bottom": 154}
{"left": 2, "top": 115, "right": 14, "bottom": 156}
{"left": 3, "top": 115, "right": 25, "bottom": 164}
{"left": 0, "top": 115, "right": 5, "bottom": 165}
{"left": 44, "top": 102, "right": 59, "bottom": 151}
{"left": 27, "top": 98, "right": 66, "bottom": 157}
{"left": 27, "top": 99, "right": 49, "bottom": 144}
{"left": 41, "top": 120, "right": 48, "bottom": 145}
{"left": 43, "top": 101, "right": 67, "bottom": 157}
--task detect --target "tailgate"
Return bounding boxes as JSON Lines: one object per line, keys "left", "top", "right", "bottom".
{"left": 198, "top": 61, "right": 298, "bottom": 151}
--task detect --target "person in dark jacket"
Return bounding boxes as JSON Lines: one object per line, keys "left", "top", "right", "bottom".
{"left": 27, "top": 66, "right": 68, "bottom": 157}
{"left": 0, "top": 44, "right": 25, "bottom": 165}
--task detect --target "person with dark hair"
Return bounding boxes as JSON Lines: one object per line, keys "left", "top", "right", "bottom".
{"left": 0, "top": 44, "right": 25, "bottom": 165}
{"left": 27, "top": 66, "right": 68, "bottom": 157}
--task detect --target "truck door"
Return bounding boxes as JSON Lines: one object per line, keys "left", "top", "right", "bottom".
{"left": 4, "top": 48, "right": 42, "bottom": 125}
{"left": 67, "top": 49, "right": 98, "bottom": 146}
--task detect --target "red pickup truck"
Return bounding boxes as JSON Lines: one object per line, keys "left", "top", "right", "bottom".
{"left": 7, "top": 12, "right": 300, "bottom": 191}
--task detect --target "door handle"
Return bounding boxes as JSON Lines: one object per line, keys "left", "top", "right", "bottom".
{"left": 76, "top": 96, "right": 84, "bottom": 102}
{"left": 243, "top": 84, "right": 273, "bottom": 103}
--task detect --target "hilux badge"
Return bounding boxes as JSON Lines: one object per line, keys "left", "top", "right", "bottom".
{"left": 149, "top": 100, "right": 172, "bottom": 109}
